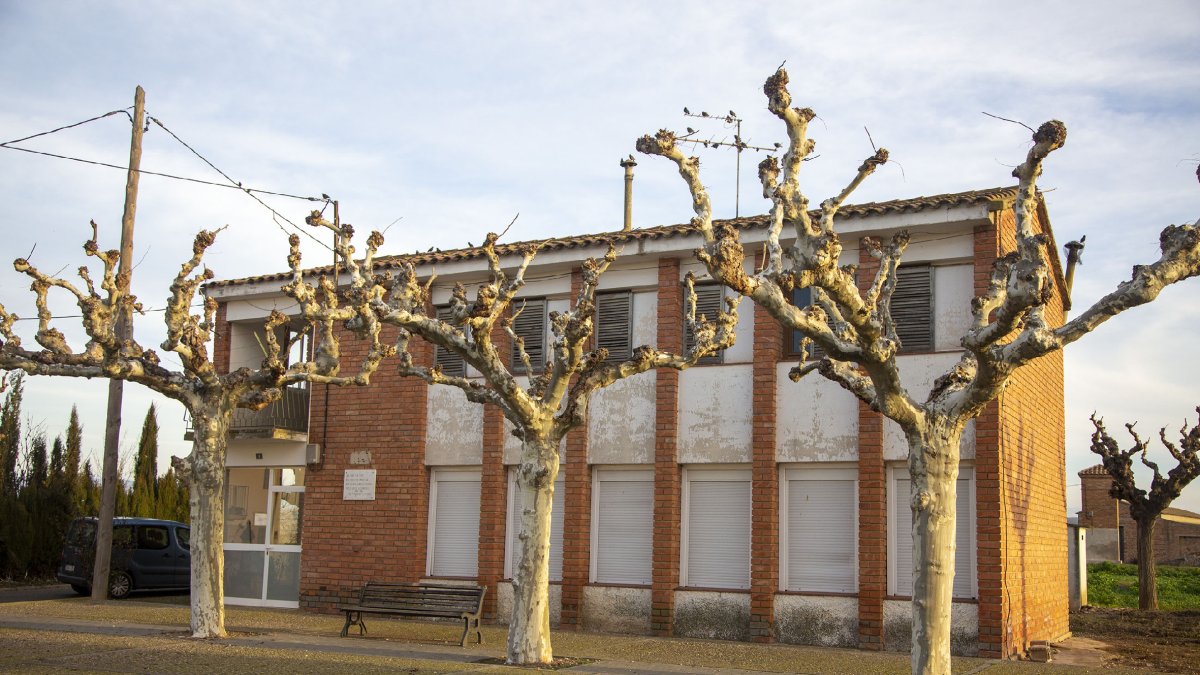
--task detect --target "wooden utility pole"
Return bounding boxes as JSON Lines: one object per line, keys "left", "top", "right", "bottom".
{"left": 92, "top": 85, "right": 144, "bottom": 601}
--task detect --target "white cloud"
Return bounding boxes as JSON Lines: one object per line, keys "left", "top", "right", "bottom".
{"left": 2, "top": 0, "right": 1198, "bottom": 512}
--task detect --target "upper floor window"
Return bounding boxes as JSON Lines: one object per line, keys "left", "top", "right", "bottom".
{"left": 684, "top": 283, "right": 725, "bottom": 365}
{"left": 783, "top": 265, "right": 933, "bottom": 359}
{"left": 891, "top": 265, "right": 933, "bottom": 353}
{"left": 512, "top": 298, "right": 546, "bottom": 374}
{"left": 435, "top": 305, "right": 466, "bottom": 377}
{"left": 595, "top": 291, "right": 632, "bottom": 363}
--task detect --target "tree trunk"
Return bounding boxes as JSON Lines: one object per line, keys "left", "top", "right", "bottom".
{"left": 1135, "top": 516, "right": 1158, "bottom": 611}
{"left": 907, "top": 418, "right": 964, "bottom": 675}
{"left": 506, "top": 433, "right": 560, "bottom": 665}
{"left": 179, "top": 405, "right": 231, "bottom": 639}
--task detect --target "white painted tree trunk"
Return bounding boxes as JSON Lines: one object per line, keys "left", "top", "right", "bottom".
{"left": 180, "top": 406, "right": 230, "bottom": 639}
{"left": 506, "top": 433, "right": 560, "bottom": 665}
{"left": 906, "top": 418, "right": 964, "bottom": 675}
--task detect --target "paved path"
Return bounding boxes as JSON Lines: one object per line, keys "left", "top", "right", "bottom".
{"left": 0, "top": 584, "right": 77, "bottom": 603}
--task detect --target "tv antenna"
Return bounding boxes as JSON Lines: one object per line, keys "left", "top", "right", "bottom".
{"left": 679, "top": 108, "right": 780, "bottom": 217}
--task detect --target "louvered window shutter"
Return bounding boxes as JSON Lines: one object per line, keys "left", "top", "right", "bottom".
{"left": 595, "top": 291, "right": 632, "bottom": 363}
{"left": 786, "top": 286, "right": 824, "bottom": 359}
{"left": 435, "top": 306, "right": 466, "bottom": 377}
{"left": 891, "top": 474, "right": 974, "bottom": 598}
{"left": 787, "top": 478, "right": 856, "bottom": 592}
{"left": 512, "top": 298, "right": 546, "bottom": 373}
{"left": 507, "top": 473, "right": 565, "bottom": 581}
{"left": 684, "top": 284, "right": 725, "bottom": 364}
{"left": 430, "top": 472, "right": 481, "bottom": 577}
{"left": 594, "top": 474, "right": 654, "bottom": 584}
{"left": 892, "top": 266, "right": 933, "bottom": 353}
{"left": 686, "top": 475, "right": 750, "bottom": 589}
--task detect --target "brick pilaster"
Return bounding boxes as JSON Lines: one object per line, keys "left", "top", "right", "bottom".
{"left": 213, "top": 303, "right": 231, "bottom": 373}
{"left": 652, "top": 257, "right": 682, "bottom": 635}
{"left": 857, "top": 402, "right": 886, "bottom": 649}
{"left": 972, "top": 220, "right": 1006, "bottom": 658}
{"left": 477, "top": 319, "right": 512, "bottom": 620}
{"left": 561, "top": 268, "right": 592, "bottom": 629}
{"left": 750, "top": 295, "right": 780, "bottom": 642}
{"left": 855, "top": 244, "right": 886, "bottom": 649}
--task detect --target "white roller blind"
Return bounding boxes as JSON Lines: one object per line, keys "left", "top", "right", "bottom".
{"left": 430, "top": 472, "right": 481, "bottom": 577}
{"left": 891, "top": 474, "right": 974, "bottom": 598}
{"left": 686, "top": 475, "right": 750, "bottom": 589}
{"left": 787, "top": 477, "right": 856, "bottom": 592}
{"left": 508, "top": 474, "right": 564, "bottom": 581}
{"left": 594, "top": 477, "right": 654, "bottom": 585}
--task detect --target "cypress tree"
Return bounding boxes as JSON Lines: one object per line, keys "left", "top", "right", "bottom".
{"left": 132, "top": 404, "right": 159, "bottom": 517}
{"left": 0, "top": 374, "right": 23, "bottom": 497}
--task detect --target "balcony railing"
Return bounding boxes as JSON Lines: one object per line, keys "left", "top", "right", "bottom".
{"left": 185, "top": 386, "right": 310, "bottom": 441}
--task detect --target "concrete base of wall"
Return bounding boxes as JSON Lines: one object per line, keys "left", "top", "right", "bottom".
{"left": 883, "top": 600, "right": 979, "bottom": 657}
{"left": 673, "top": 590, "right": 751, "bottom": 641}
{"left": 774, "top": 595, "right": 858, "bottom": 647}
{"left": 582, "top": 586, "right": 653, "bottom": 634}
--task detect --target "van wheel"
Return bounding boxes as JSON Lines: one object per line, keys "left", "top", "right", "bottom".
{"left": 108, "top": 571, "right": 132, "bottom": 599}
{"left": 70, "top": 583, "right": 90, "bottom": 596}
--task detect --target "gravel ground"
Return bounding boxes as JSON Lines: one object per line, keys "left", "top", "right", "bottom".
{"left": 0, "top": 597, "right": 1172, "bottom": 674}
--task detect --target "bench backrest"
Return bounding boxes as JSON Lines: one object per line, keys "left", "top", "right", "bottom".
{"left": 359, "top": 582, "right": 485, "bottom": 616}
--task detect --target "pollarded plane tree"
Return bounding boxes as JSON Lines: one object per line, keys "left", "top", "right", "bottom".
{"left": 0, "top": 225, "right": 389, "bottom": 638}
{"left": 299, "top": 214, "right": 739, "bottom": 666}
{"left": 1088, "top": 409, "right": 1200, "bottom": 610}
{"left": 638, "top": 68, "right": 1200, "bottom": 675}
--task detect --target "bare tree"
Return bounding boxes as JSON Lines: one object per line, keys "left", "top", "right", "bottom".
{"left": 1088, "top": 409, "right": 1200, "bottom": 610}
{"left": 638, "top": 67, "right": 1200, "bottom": 675}
{"left": 298, "top": 214, "right": 739, "bottom": 665}
{"left": 0, "top": 225, "right": 387, "bottom": 638}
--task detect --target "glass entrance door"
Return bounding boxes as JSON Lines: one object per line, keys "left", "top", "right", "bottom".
{"left": 223, "top": 467, "right": 305, "bottom": 607}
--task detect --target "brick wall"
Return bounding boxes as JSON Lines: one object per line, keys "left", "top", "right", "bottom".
{"left": 978, "top": 208, "right": 1071, "bottom": 657}
{"left": 300, "top": 324, "right": 432, "bottom": 612}
{"left": 652, "top": 257, "right": 682, "bottom": 635}
{"left": 750, "top": 289, "right": 780, "bottom": 642}
{"left": 1080, "top": 472, "right": 1200, "bottom": 562}
{"left": 855, "top": 244, "right": 887, "bottom": 649}
{"left": 477, "top": 311, "right": 513, "bottom": 620}
{"left": 561, "top": 268, "right": 592, "bottom": 628}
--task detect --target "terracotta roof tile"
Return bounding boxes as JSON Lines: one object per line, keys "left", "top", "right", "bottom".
{"left": 1079, "top": 465, "right": 1110, "bottom": 476}
{"left": 209, "top": 185, "right": 1020, "bottom": 289}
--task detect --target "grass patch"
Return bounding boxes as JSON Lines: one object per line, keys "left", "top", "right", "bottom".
{"left": 1088, "top": 562, "right": 1200, "bottom": 610}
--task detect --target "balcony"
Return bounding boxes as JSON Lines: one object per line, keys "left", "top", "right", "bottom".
{"left": 185, "top": 386, "right": 310, "bottom": 442}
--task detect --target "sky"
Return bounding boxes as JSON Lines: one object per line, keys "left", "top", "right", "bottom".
{"left": 0, "top": 1, "right": 1198, "bottom": 514}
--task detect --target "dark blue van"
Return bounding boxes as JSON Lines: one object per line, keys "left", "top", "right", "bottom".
{"left": 56, "top": 517, "right": 191, "bottom": 598}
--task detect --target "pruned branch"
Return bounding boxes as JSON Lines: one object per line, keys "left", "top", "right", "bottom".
{"left": 1089, "top": 409, "right": 1200, "bottom": 523}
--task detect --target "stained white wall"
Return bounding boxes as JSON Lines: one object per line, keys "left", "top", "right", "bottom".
{"left": 425, "top": 384, "right": 483, "bottom": 465}
{"left": 775, "top": 366, "right": 859, "bottom": 462}
{"left": 882, "top": 352, "right": 976, "bottom": 461}
{"left": 678, "top": 364, "right": 753, "bottom": 463}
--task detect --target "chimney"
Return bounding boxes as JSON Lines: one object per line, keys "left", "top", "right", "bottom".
{"left": 620, "top": 155, "right": 637, "bottom": 231}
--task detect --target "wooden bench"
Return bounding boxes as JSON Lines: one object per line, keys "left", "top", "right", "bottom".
{"left": 339, "top": 581, "right": 487, "bottom": 647}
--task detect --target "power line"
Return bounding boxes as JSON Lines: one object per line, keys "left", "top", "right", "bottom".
{"left": 146, "top": 114, "right": 333, "bottom": 250}
{"left": 0, "top": 109, "right": 131, "bottom": 147}
{"left": 2, "top": 107, "right": 335, "bottom": 252}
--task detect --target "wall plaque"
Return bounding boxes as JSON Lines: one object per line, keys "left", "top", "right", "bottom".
{"left": 343, "top": 469, "right": 377, "bottom": 501}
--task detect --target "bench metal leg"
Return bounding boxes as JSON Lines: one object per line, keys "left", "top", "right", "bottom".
{"left": 459, "top": 615, "right": 482, "bottom": 647}
{"left": 341, "top": 610, "right": 367, "bottom": 637}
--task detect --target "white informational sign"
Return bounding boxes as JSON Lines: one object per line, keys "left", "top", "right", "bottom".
{"left": 253, "top": 512, "right": 268, "bottom": 527}
{"left": 343, "top": 469, "right": 377, "bottom": 501}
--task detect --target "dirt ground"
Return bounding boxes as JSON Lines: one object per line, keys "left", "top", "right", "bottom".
{"left": 1071, "top": 607, "right": 1200, "bottom": 674}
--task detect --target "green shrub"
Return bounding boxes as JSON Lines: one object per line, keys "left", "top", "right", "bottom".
{"left": 1087, "top": 562, "right": 1200, "bottom": 610}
